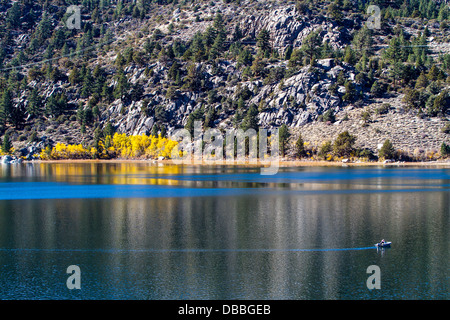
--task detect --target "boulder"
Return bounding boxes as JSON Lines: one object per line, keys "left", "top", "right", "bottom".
{"left": 1, "top": 155, "right": 13, "bottom": 164}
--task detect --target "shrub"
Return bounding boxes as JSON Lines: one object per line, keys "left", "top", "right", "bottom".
{"left": 357, "top": 148, "right": 377, "bottom": 161}
{"left": 1, "top": 133, "right": 12, "bottom": 155}
{"left": 442, "top": 122, "right": 450, "bottom": 134}
{"left": 333, "top": 131, "right": 356, "bottom": 157}
{"left": 28, "top": 131, "right": 39, "bottom": 143}
{"left": 379, "top": 139, "right": 396, "bottom": 160}
{"left": 322, "top": 110, "right": 335, "bottom": 123}
{"left": 431, "top": 90, "right": 449, "bottom": 116}
{"left": 441, "top": 142, "right": 450, "bottom": 157}
{"left": 370, "top": 80, "right": 383, "bottom": 97}
{"left": 360, "top": 109, "right": 371, "bottom": 124}
{"left": 39, "top": 134, "right": 178, "bottom": 160}
{"left": 40, "top": 143, "right": 91, "bottom": 160}
{"left": 328, "top": 83, "right": 338, "bottom": 96}
{"left": 166, "top": 86, "right": 179, "bottom": 100}
{"left": 342, "top": 80, "right": 357, "bottom": 102}
{"left": 375, "top": 103, "right": 390, "bottom": 115}
{"left": 111, "top": 133, "right": 178, "bottom": 159}
{"left": 402, "top": 88, "right": 422, "bottom": 110}
{"left": 318, "top": 140, "right": 333, "bottom": 160}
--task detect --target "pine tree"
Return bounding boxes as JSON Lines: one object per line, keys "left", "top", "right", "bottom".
{"left": 0, "top": 89, "right": 13, "bottom": 126}
{"left": 279, "top": 124, "right": 290, "bottom": 157}
{"left": 431, "top": 90, "right": 449, "bottom": 116}
{"left": 27, "top": 88, "right": 43, "bottom": 118}
{"left": 113, "top": 69, "right": 129, "bottom": 100}
{"left": 183, "top": 63, "right": 203, "bottom": 92}
{"left": 288, "top": 48, "right": 304, "bottom": 70}
{"left": 93, "top": 65, "right": 106, "bottom": 96}
{"left": 295, "top": 134, "right": 305, "bottom": 158}
{"left": 402, "top": 88, "right": 422, "bottom": 110}
{"left": 370, "top": 80, "right": 383, "bottom": 97}
{"left": 10, "top": 103, "right": 26, "bottom": 129}
{"left": 81, "top": 68, "right": 93, "bottom": 98}
{"left": 415, "top": 72, "right": 428, "bottom": 89}
{"left": 427, "top": 64, "right": 439, "bottom": 81}
{"left": 232, "top": 24, "right": 242, "bottom": 42}
{"left": 69, "top": 67, "right": 81, "bottom": 85}
{"left": 256, "top": 29, "right": 271, "bottom": 57}
{"left": 103, "top": 122, "right": 115, "bottom": 138}
{"left": 33, "top": 12, "right": 52, "bottom": 46}
{"left": 168, "top": 61, "right": 180, "bottom": 82}
{"left": 389, "top": 62, "right": 407, "bottom": 88}
{"left": 45, "top": 92, "right": 67, "bottom": 118}
{"left": 101, "top": 82, "right": 113, "bottom": 103}
{"left": 6, "top": 2, "right": 22, "bottom": 28}
{"left": 209, "top": 35, "right": 224, "bottom": 60}
{"left": 213, "top": 13, "right": 225, "bottom": 30}
{"left": 333, "top": 131, "right": 356, "bottom": 157}
{"left": 384, "top": 37, "right": 403, "bottom": 63}
{"left": 1, "top": 133, "right": 12, "bottom": 154}
{"left": 191, "top": 32, "right": 205, "bottom": 62}
{"left": 327, "top": 0, "right": 343, "bottom": 23}
{"left": 342, "top": 81, "right": 356, "bottom": 102}
{"left": 379, "top": 139, "right": 396, "bottom": 160}
{"left": 83, "top": 107, "right": 94, "bottom": 126}
{"left": 250, "top": 56, "right": 266, "bottom": 77}
{"left": 352, "top": 26, "right": 373, "bottom": 57}
{"left": 237, "top": 47, "right": 253, "bottom": 67}
{"left": 319, "top": 141, "right": 333, "bottom": 160}
{"left": 204, "top": 107, "right": 216, "bottom": 130}
{"left": 132, "top": 5, "right": 141, "bottom": 18}
{"left": 185, "top": 108, "right": 203, "bottom": 136}
{"left": 284, "top": 46, "right": 293, "bottom": 61}
{"left": 301, "top": 28, "right": 322, "bottom": 64}
{"left": 211, "top": 13, "right": 227, "bottom": 57}
{"left": 344, "top": 46, "right": 357, "bottom": 65}
{"left": 204, "top": 26, "right": 217, "bottom": 48}
{"left": 441, "top": 142, "right": 450, "bottom": 158}
{"left": 241, "top": 104, "right": 259, "bottom": 131}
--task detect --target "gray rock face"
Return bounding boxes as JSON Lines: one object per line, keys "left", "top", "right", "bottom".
{"left": 250, "top": 59, "right": 356, "bottom": 128}
{"left": 100, "top": 57, "right": 358, "bottom": 136}
{"left": 1, "top": 155, "right": 24, "bottom": 164}
{"left": 1, "top": 155, "right": 13, "bottom": 164}
{"left": 239, "top": 5, "right": 348, "bottom": 51}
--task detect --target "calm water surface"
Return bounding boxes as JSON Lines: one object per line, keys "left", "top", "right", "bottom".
{"left": 0, "top": 163, "right": 448, "bottom": 299}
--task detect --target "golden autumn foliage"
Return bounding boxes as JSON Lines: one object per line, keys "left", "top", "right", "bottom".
{"left": 110, "top": 133, "right": 178, "bottom": 159}
{"left": 39, "top": 143, "right": 91, "bottom": 160}
{"left": 40, "top": 134, "right": 178, "bottom": 160}
{"left": 0, "top": 148, "right": 15, "bottom": 157}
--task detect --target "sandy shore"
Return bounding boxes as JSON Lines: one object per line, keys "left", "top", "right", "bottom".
{"left": 30, "top": 158, "right": 450, "bottom": 167}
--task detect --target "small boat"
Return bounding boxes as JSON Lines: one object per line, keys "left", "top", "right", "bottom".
{"left": 375, "top": 241, "right": 391, "bottom": 248}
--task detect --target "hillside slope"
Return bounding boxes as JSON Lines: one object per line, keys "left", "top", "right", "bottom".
{"left": 0, "top": 0, "right": 449, "bottom": 160}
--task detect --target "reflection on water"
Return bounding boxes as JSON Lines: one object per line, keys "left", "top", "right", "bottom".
{"left": 0, "top": 163, "right": 448, "bottom": 299}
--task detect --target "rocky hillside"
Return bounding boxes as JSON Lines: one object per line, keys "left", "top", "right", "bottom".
{"left": 0, "top": 0, "right": 449, "bottom": 160}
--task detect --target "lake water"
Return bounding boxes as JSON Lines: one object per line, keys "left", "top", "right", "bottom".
{"left": 0, "top": 163, "right": 448, "bottom": 300}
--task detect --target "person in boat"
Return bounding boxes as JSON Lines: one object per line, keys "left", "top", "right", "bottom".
{"left": 380, "top": 239, "right": 385, "bottom": 245}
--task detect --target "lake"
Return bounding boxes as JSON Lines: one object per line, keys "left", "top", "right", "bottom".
{"left": 0, "top": 162, "right": 448, "bottom": 299}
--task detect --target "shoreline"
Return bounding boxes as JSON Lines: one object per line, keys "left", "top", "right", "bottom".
{"left": 26, "top": 158, "right": 450, "bottom": 167}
